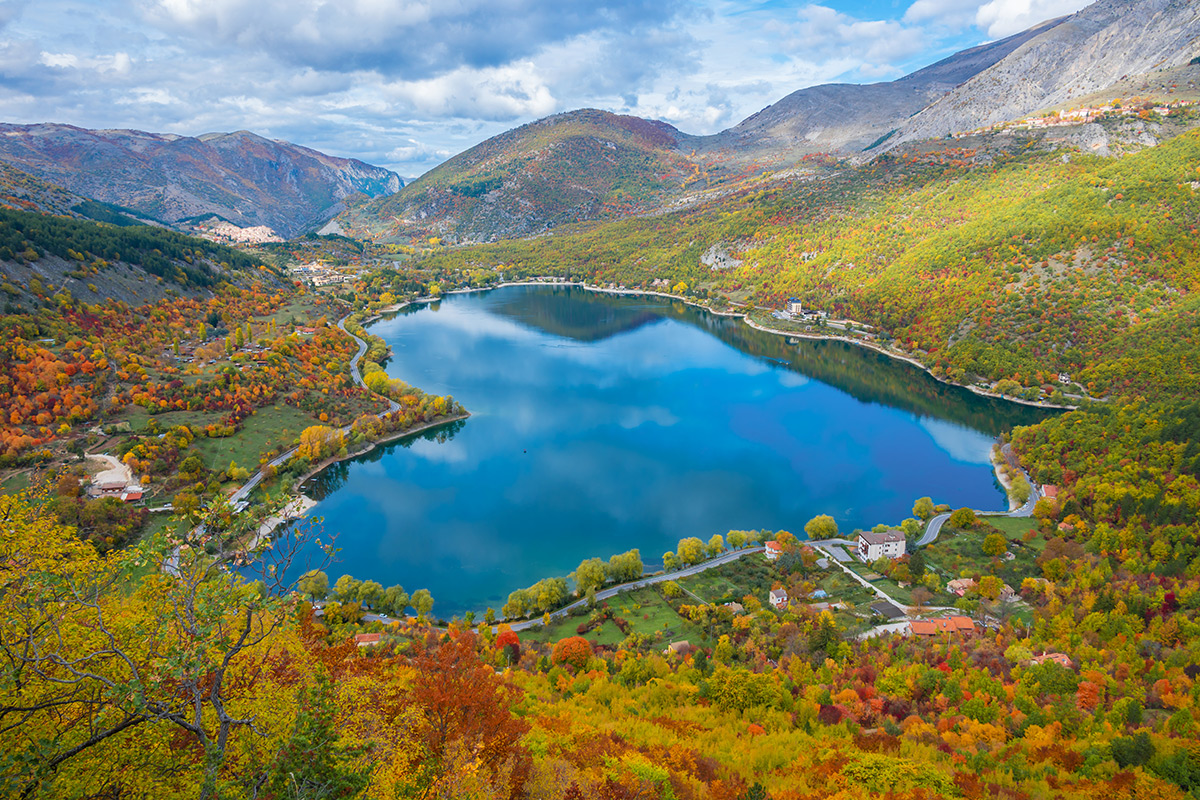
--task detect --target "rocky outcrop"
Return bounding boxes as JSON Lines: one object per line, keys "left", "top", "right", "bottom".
{"left": 0, "top": 125, "right": 402, "bottom": 237}
{"left": 700, "top": 18, "right": 1064, "bottom": 162}
{"left": 882, "top": 0, "right": 1200, "bottom": 149}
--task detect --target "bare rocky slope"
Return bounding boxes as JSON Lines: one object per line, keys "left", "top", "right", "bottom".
{"left": 881, "top": 0, "right": 1200, "bottom": 149}
{"left": 0, "top": 125, "right": 403, "bottom": 238}
{"left": 697, "top": 17, "right": 1064, "bottom": 163}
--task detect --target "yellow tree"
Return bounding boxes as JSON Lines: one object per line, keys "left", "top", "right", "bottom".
{"left": 0, "top": 491, "right": 332, "bottom": 799}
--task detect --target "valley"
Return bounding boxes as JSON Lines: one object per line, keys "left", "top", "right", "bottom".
{"left": 3, "top": 0, "right": 1200, "bottom": 797}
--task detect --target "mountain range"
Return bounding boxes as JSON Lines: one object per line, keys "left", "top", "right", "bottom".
{"left": 335, "top": 0, "right": 1200, "bottom": 243}
{"left": 0, "top": 0, "right": 1197, "bottom": 247}
{"left": 0, "top": 125, "right": 403, "bottom": 238}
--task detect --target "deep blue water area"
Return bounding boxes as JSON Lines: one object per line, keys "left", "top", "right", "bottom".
{"left": 298, "top": 286, "right": 1051, "bottom": 616}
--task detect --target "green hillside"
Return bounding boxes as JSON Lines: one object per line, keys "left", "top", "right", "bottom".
{"left": 415, "top": 126, "right": 1200, "bottom": 400}
{"left": 340, "top": 109, "right": 701, "bottom": 243}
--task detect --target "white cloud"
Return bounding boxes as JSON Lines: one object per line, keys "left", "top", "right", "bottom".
{"left": 767, "top": 5, "right": 928, "bottom": 65}
{"left": 975, "top": 0, "right": 1092, "bottom": 37}
{"left": 904, "top": 0, "right": 985, "bottom": 29}
{"left": 380, "top": 62, "right": 557, "bottom": 121}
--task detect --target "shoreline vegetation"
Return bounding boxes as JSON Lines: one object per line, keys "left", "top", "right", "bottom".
{"left": 402, "top": 279, "right": 1081, "bottom": 411}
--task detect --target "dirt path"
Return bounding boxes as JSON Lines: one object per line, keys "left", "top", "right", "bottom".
{"left": 87, "top": 453, "right": 132, "bottom": 486}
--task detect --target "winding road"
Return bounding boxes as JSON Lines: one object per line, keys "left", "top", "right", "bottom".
{"left": 325, "top": 547, "right": 768, "bottom": 631}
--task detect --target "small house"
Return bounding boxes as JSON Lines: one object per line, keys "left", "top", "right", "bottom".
{"left": 1030, "top": 652, "right": 1074, "bottom": 668}
{"left": 764, "top": 540, "right": 784, "bottom": 561}
{"left": 1042, "top": 485, "right": 1059, "bottom": 500}
{"left": 769, "top": 588, "right": 788, "bottom": 610}
{"left": 120, "top": 489, "right": 143, "bottom": 503}
{"left": 354, "top": 633, "right": 382, "bottom": 648}
{"left": 663, "top": 640, "right": 691, "bottom": 657}
{"left": 723, "top": 602, "right": 745, "bottom": 614}
{"left": 857, "top": 530, "right": 906, "bottom": 562}
{"left": 946, "top": 578, "right": 977, "bottom": 597}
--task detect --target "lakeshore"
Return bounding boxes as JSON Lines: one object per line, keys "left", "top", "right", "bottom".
{"left": 393, "top": 280, "right": 1079, "bottom": 412}
{"left": 296, "top": 284, "right": 1040, "bottom": 614}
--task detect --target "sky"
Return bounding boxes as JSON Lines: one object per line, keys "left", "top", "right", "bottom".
{"left": 0, "top": 0, "right": 1093, "bottom": 179}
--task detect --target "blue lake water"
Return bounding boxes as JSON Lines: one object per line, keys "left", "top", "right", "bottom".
{"left": 299, "top": 286, "right": 1050, "bottom": 616}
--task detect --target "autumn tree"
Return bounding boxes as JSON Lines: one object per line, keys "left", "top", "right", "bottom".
{"left": 0, "top": 490, "right": 329, "bottom": 798}
{"left": 677, "top": 537, "right": 705, "bottom": 565}
{"left": 551, "top": 636, "right": 593, "bottom": 670}
{"left": 912, "top": 497, "right": 935, "bottom": 520}
{"left": 400, "top": 633, "right": 530, "bottom": 798}
{"left": 948, "top": 507, "right": 977, "bottom": 528}
{"left": 574, "top": 557, "right": 607, "bottom": 595}
{"left": 982, "top": 533, "right": 1006, "bottom": 556}
{"left": 804, "top": 514, "right": 838, "bottom": 540}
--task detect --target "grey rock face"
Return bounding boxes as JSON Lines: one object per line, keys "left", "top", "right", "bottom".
{"left": 884, "top": 0, "right": 1200, "bottom": 148}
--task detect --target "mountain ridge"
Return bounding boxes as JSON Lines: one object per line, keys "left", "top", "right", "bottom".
{"left": 0, "top": 123, "right": 403, "bottom": 238}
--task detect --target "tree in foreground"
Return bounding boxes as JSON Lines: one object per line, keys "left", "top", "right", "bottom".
{"left": 0, "top": 489, "right": 334, "bottom": 799}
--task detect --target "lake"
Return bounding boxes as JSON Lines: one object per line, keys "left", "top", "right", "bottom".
{"left": 299, "top": 285, "right": 1051, "bottom": 616}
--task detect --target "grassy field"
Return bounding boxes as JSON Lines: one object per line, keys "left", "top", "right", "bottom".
{"left": 0, "top": 470, "right": 34, "bottom": 493}
{"left": 192, "top": 404, "right": 318, "bottom": 471}
{"left": 677, "top": 555, "right": 776, "bottom": 605}
{"left": 520, "top": 586, "right": 707, "bottom": 649}
{"left": 116, "top": 405, "right": 228, "bottom": 433}
{"left": 922, "top": 522, "right": 1042, "bottom": 587}
{"left": 980, "top": 515, "right": 1047, "bottom": 552}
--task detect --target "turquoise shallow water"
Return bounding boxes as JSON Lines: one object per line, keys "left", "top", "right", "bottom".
{"left": 296, "top": 286, "right": 1050, "bottom": 616}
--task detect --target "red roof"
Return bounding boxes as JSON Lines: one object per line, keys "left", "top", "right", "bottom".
{"left": 911, "top": 617, "right": 974, "bottom": 636}
{"left": 766, "top": 541, "right": 783, "bottom": 553}
{"left": 1042, "top": 485, "right": 1060, "bottom": 499}
{"left": 354, "top": 633, "right": 382, "bottom": 646}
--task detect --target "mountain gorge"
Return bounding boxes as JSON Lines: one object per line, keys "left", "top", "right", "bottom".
{"left": 0, "top": 124, "right": 403, "bottom": 238}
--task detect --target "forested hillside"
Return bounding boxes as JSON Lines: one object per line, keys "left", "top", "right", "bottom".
{"left": 416, "top": 121, "right": 1200, "bottom": 400}
{"left": 339, "top": 109, "right": 700, "bottom": 243}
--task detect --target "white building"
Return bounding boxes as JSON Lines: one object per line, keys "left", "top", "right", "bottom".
{"left": 764, "top": 540, "right": 784, "bottom": 561}
{"left": 787, "top": 298, "right": 804, "bottom": 315}
{"left": 857, "top": 530, "right": 906, "bottom": 562}
{"left": 769, "top": 588, "right": 789, "bottom": 610}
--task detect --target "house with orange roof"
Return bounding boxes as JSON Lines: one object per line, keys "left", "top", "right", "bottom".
{"left": 909, "top": 616, "right": 976, "bottom": 637}
{"left": 765, "top": 541, "right": 784, "bottom": 561}
{"left": 354, "top": 633, "right": 382, "bottom": 647}
{"left": 1030, "top": 652, "right": 1074, "bottom": 668}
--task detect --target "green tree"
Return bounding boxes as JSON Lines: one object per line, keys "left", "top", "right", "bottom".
{"left": 411, "top": 588, "right": 434, "bottom": 620}
{"left": 383, "top": 585, "right": 410, "bottom": 617}
{"left": 908, "top": 550, "right": 926, "bottom": 579}
{"left": 912, "top": 497, "right": 935, "bottom": 520}
{"left": 297, "top": 570, "right": 329, "bottom": 601}
{"left": 727, "top": 530, "right": 748, "bottom": 549}
{"left": 804, "top": 514, "right": 838, "bottom": 540}
{"left": 982, "top": 533, "right": 1006, "bottom": 556}
{"left": 606, "top": 549, "right": 643, "bottom": 582}
{"left": 358, "top": 580, "right": 384, "bottom": 610}
{"left": 265, "top": 672, "right": 373, "bottom": 799}
{"left": 948, "top": 507, "right": 977, "bottom": 529}
{"left": 663, "top": 551, "right": 680, "bottom": 571}
{"left": 574, "top": 557, "right": 607, "bottom": 595}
